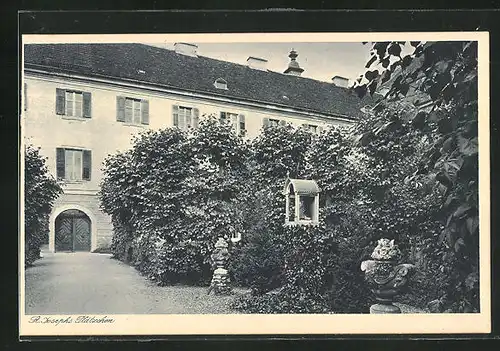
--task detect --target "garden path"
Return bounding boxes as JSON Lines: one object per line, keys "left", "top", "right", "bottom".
{"left": 24, "top": 249, "right": 244, "bottom": 315}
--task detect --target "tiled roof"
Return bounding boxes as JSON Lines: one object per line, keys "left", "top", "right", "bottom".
{"left": 24, "top": 43, "right": 370, "bottom": 119}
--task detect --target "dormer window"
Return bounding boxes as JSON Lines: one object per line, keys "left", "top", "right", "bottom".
{"left": 214, "top": 78, "right": 228, "bottom": 90}
{"left": 283, "top": 178, "right": 320, "bottom": 226}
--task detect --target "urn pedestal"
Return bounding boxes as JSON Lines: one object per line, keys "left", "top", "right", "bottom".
{"left": 208, "top": 237, "right": 232, "bottom": 295}
{"left": 361, "top": 259, "right": 415, "bottom": 314}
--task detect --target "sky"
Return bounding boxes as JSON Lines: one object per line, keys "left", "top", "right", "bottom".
{"left": 148, "top": 42, "right": 375, "bottom": 85}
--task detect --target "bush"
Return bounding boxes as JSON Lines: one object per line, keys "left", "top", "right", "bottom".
{"left": 229, "top": 226, "right": 285, "bottom": 294}
{"left": 100, "top": 117, "right": 249, "bottom": 285}
{"left": 232, "top": 224, "right": 340, "bottom": 313}
{"left": 24, "top": 145, "right": 62, "bottom": 266}
{"left": 353, "top": 41, "right": 479, "bottom": 312}
{"left": 101, "top": 48, "right": 480, "bottom": 314}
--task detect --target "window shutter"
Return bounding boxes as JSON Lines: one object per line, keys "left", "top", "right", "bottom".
{"left": 263, "top": 117, "right": 269, "bottom": 127}
{"left": 141, "top": 99, "right": 149, "bottom": 125}
{"left": 318, "top": 126, "right": 324, "bottom": 134}
{"left": 82, "top": 92, "right": 92, "bottom": 118}
{"left": 116, "top": 96, "right": 126, "bottom": 122}
{"left": 279, "top": 120, "right": 287, "bottom": 126}
{"left": 82, "top": 150, "right": 92, "bottom": 180}
{"left": 56, "top": 148, "right": 65, "bottom": 179}
{"left": 193, "top": 108, "right": 200, "bottom": 128}
{"left": 56, "top": 88, "right": 66, "bottom": 115}
{"left": 172, "top": 105, "right": 179, "bottom": 127}
{"left": 238, "top": 114, "right": 246, "bottom": 135}
{"left": 219, "top": 111, "right": 226, "bottom": 123}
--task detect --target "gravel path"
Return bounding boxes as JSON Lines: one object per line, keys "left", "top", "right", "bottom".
{"left": 24, "top": 251, "right": 246, "bottom": 315}
{"left": 24, "top": 250, "right": 425, "bottom": 315}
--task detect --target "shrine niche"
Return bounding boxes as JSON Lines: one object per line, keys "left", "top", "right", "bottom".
{"left": 283, "top": 178, "right": 320, "bottom": 225}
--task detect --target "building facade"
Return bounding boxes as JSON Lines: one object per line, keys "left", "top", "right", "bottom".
{"left": 23, "top": 43, "right": 368, "bottom": 253}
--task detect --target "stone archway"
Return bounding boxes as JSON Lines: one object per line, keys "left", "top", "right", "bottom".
{"left": 54, "top": 209, "right": 91, "bottom": 252}
{"left": 49, "top": 205, "right": 98, "bottom": 253}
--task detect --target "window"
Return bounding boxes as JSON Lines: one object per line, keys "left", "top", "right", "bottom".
{"left": 116, "top": 96, "right": 149, "bottom": 125}
{"left": 302, "top": 123, "right": 323, "bottom": 134}
{"left": 56, "top": 148, "right": 91, "bottom": 181}
{"left": 214, "top": 78, "right": 228, "bottom": 90}
{"left": 220, "top": 111, "right": 246, "bottom": 136}
{"left": 56, "top": 88, "right": 92, "bottom": 118}
{"left": 66, "top": 91, "right": 83, "bottom": 117}
{"left": 263, "top": 117, "right": 286, "bottom": 128}
{"left": 307, "top": 124, "right": 318, "bottom": 133}
{"left": 172, "top": 105, "right": 199, "bottom": 130}
{"left": 125, "top": 98, "right": 142, "bottom": 124}
{"left": 268, "top": 118, "right": 280, "bottom": 127}
{"left": 303, "top": 124, "right": 318, "bottom": 133}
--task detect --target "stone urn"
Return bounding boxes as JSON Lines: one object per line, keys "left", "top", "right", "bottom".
{"left": 208, "top": 237, "right": 232, "bottom": 295}
{"left": 361, "top": 239, "right": 415, "bottom": 314}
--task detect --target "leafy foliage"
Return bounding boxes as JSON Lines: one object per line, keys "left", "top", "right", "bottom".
{"left": 24, "top": 145, "right": 62, "bottom": 266}
{"left": 100, "top": 41, "right": 479, "bottom": 313}
{"left": 99, "top": 116, "right": 249, "bottom": 285}
{"left": 352, "top": 41, "right": 479, "bottom": 312}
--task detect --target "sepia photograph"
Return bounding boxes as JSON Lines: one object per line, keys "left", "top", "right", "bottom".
{"left": 19, "top": 32, "right": 490, "bottom": 336}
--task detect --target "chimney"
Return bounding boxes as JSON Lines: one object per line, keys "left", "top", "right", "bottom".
{"left": 247, "top": 56, "right": 268, "bottom": 70}
{"left": 332, "top": 75, "right": 349, "bottom": 88}
{"left": 174, "top": 42, "right": 198, "bottom": 57}
{"left": 283, "top": 49, "right": 304, "bottom": 76}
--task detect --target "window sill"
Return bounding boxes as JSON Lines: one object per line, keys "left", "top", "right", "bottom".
{"left": 285, "top": 220, "right": 319, "bottom": 226}
{"left": 121, "top": 123, "right": 148, "bottom": 128}
{"left": 61, "top": 116, "right": 90, "bottom": 121}
{"left": 58, "top": 180, "right": 90, "bottom": 185}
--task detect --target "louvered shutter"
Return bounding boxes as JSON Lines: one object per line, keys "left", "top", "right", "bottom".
{"left": 193, "top": 108, "right": 200, "bottom": 128}
{"left": 56, "top": 148, "right": 65, "bottom": 179}
{"left": 141, "top": 99, "right": 149, "bottom": 125}
{"left": 263, "top": 117, "right": 269, "bottom": 127}
{"left": 116, "top": 96, "right": 126, "bottom": 122}
{"left": 219, "top": 111, "right": 226, "bottom": 123}
{"left": 231, "top": 113, "right": 238, "bottom": 132}
{"left": 82, "top": 150, "right": 92, "bottom": 180}
{"left": 238, "top": 114, "right": 246, "bottom": 136}
{"left": 82, "top": 92, "right": 92, "bottom": 118}
{"left": 172, "top": 105, "right": 179, "bottom": 127}
{"left": 56, "top": 88, "right": 66, "bottom": 115}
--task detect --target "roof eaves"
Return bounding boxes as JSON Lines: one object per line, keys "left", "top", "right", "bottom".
{"left": 25, "top": 63, "right": 360, "bottom": 122}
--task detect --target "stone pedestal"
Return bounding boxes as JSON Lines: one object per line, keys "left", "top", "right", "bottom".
{"left": 208, "top": 237, "right": 232, "bottom": 295}
{"left": 210, "top": 268, "right": 232, "bottom": 295}
{"left": 361, "top": 260, "right": 415, "bottom": 314}
{"left": 370, "top": 303, "right": 401, "bottom": 314}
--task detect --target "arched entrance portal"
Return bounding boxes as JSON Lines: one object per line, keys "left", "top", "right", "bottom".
{"left": 54, "top": 209, "right": 91, "bottom": 252}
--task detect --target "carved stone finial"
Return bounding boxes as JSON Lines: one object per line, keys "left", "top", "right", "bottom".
{"left": 361, "top": 238, "right": 416, "bottom": 313}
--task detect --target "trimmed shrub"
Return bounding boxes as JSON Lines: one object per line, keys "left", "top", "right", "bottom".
{"left": 24, "top": 145, "right": 62, "bottom": 266}
{"left": 100, "top": 117, "right": 249, "bottom": 285}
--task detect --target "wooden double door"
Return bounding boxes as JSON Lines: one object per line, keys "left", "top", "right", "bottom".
{"left": 55, "top": 209, "right": 91, "bottom": 252}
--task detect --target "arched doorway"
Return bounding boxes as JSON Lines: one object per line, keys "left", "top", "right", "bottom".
{"left": 54, "top": 209, "right": 91, "bottom": 252}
